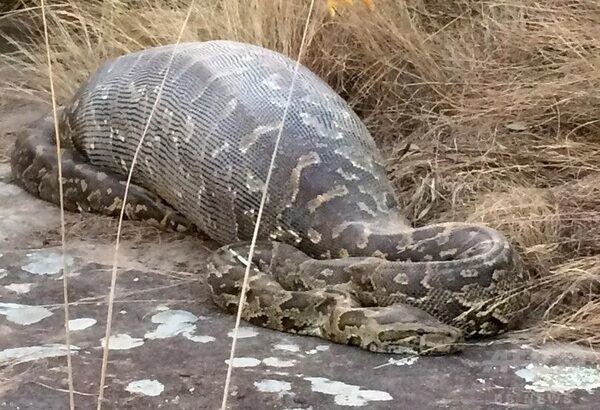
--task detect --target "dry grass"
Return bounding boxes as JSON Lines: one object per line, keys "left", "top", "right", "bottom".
{"left": 1, "top": 0, "right": 600, "bottom": 348}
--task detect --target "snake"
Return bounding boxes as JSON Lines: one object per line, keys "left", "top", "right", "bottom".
{"left": 10, "top": 40, "right": 531, "bottom": 355}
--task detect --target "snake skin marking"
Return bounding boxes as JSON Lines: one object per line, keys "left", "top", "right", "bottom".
{"left": 290, "top": 152, "right": 321, "bottom": 204}
{"left": 211, "top": 142, "right": 230, "bottom": 159}
{"left": 334, "top": 147, "right": 376, "bottom": 175}
{"left": 307, "top": 228, "right": 322, "bottom": 244}
{"left": 357, "top": 185, "right": 389, "bottom": 213}
{"left": 371, "top": 250, "right": 388, "bottom": 259}
{"left": 246, "top": 172, "right": 265, "bottom": 193}
{"left": 10, "top": 40, "right": 531, "bottom": 355}
{"left": 300, "top": 113, "right": 328, "bottom": 137}
{"left": 240, "top": 123, "right": 281, "bottom": 154}
{"left": 357, "top": 201, "right": 378, "bottom": 217}
{"left": 331, "top": 221, "right": 358, "bottom": 239}
{"left": 335, "top": 167, "right": 359, "bottom": 181}
{"left": 306, "top": 185, "right": 349, "bottom": 213}
{"left": 262, "top": 72, "right": 290, "bottom": 92}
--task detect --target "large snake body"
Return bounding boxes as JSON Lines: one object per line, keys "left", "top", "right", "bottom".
{"left": 10, "top": 41, "right": 530, "bottom": 355}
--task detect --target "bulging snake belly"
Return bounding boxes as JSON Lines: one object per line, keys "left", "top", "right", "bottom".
{"left": 10, "top": 40, "right": 531, "bottom": 355}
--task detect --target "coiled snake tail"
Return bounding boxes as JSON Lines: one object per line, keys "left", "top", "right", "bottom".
{"left": 207, "top": 221, "right": 529, "bottom": 355}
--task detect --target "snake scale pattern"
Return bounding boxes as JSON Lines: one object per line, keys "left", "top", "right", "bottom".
{"left": 11, "top": 40, "right": 531, "bottom": 355}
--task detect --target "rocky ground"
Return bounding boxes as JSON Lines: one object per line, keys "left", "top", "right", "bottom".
{"left": 1, "top": 96, "right": 599, "bottom": 410}
{"left": 2, "top": 9, "right": 600, "bottom": 408}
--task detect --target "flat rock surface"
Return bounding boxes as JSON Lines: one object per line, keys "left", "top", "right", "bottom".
{"left": 1, "top": 97, "right": 599, "bottom": 410}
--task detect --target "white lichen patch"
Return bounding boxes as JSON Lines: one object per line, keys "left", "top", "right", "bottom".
{"left": 69, "top": 318, "right": 97, "bottom": 331}
{"left": 146, "top": 309, "right": 198, "bottom": 339}
{"left": 306, "top": 345, "right": 330, "bottom": 355}
{"left": 515, "top": 364, "right": 600, "bottom": 393}
{"left": 373, "top": 356, "right": 419, "bottom": 369}
{"left": 304, "top": 377, "right": 393, "bottom": 407}
{"left": 145, "top": 308, "right": 213, "bottom": 344}
{"left": 390, "top": 357, "right": 418, "bottom": 366}
{"left": 0, "top": 302, "right": 52, "bottom": 325}
{"left": 227, "top": 327, "right": 259, "bottom": 339}
{"left": 21, "top": 252, "right": 74, "bottom": 275}
{"left": 125, "top": 379, "right": 164, "bottom": 397}
{"left": 0, "top": 268, "right": 7, "bottom": 279}
{"left": 225, "top": 357, "right": 261, "bottom": 368}
{"left": 184, "top": 334, "right": 216, "bottom": 343}
{"left": 263, "top": 357, "right": 297, "bottom": 368}
{"left": 274, "top": 343, "right": 300, "bottom": 353}
{"left": 0, "top": 344, "right": 79, "bottom": 365}
{"left": 100, "top": 334, "right": 144, "bottom": 350}
{"left": 254, "top": 379, "right": 292, "bottom": 393}
{"left": 282, "top": 408, "right": 314, "bottom": 410}
{"left": 4, "top": 283, "right": 33, "bottom": 294}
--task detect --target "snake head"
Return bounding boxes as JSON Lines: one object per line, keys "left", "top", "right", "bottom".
{"left": 331, "top": 304, "right": 465, "bottom": 355}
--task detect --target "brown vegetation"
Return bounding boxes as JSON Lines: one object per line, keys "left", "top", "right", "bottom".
{"left": 1, "top": 0, "right": 599, "bottom": 346}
